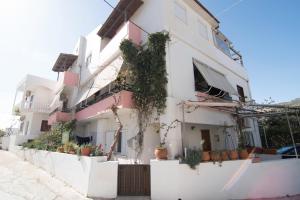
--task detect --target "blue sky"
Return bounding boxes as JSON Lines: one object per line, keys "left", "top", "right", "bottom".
{"left": 0, "top": 0, "right": 299, "bottom": 128}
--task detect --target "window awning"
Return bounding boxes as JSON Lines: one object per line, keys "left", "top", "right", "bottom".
{"left": 72, "top": 56, "right": 124, "bottom": 106}
{"left": 193, "top": 58, "right": 237, "bottom": 95}
{"left": 52, "top": 53, "right": 78, "bottom": 72}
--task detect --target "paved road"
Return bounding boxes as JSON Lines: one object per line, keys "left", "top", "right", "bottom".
{"left": 0, "top": 150, "right": 91, "bottom": 200}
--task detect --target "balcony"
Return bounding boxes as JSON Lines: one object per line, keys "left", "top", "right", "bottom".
{"left": 19, "top": 101, "right": 51, "bottom": 114}
{"left": 48, "top": 110, "right": 72, "bottom": 125}
{"left": 98, "top": 21, "right": 141, "bottom": 70}
{"left": 55, "top": 71, "right": 79, "bottom": 93}
{"left": 213, "top": 31, "right": 243, "bottom": 66}
{"left": 75, "top": 90, "right": 134, "bottom": 121}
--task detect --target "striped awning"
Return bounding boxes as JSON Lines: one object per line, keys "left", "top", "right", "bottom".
{"left": 193, "top": 58, "right": 237, "bottom": 95}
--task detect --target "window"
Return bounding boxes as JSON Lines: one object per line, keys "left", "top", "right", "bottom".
{"left": 86, "top": 54, "right": 92, "bottom": 67}
{"left": 174, "top": 2, "right": 187, "bottom": 24}
{"left": 237, "top": 85, "right": 245, "bottom": 102}
{"left": 214, "top": 33, "right": 231, "bottom": 57}
{"left": 40, "top": 120, "right": 51, "bottom": 132}
{"left": 198, "top": 20, "right": 208, "bottom": 40}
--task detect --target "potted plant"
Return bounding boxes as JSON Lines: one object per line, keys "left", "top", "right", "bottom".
{"left": 238, "top": 148, "right": 249, "bottom": 159}
{"left": 229, "top": 149, "right": 239, "bottom": 160}
{"left": 221, "top": 150, "right": 229, "bottom": 161}
{"left": 183, "top": 148, "right": 202, "bottom": 169}
{"left": 80, "top": 143, "right": 92, "bottom": 156}
{"left": 91, "top": 144, "right": 105, "bottom": 157}
{"left": 57, "top": 146, "right": 64, "bottom": 153}
{"left": 154, "top": 120, "right": 180, "bottom": 160}
{"left": 155, "top": 144, "right": 168, "bottom": 160}
{"left": 202, "top": 151, "right": 211, "bottom": 162}
{"left": 210, "top": 151, "right": 221, "bottom": 163}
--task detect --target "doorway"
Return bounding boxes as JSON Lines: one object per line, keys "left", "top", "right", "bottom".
{"left": 201, "top": 130, "right": 212, "bottom": 151}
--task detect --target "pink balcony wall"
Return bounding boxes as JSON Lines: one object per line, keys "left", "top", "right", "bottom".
{"left": 75, "top": 90, "right": 134, "bottom": 121}
{"left": 63, "top": 71, "right": 79, "bottom": 87}
{"left": 48, "top": 111, "right": 73, "bottom": 125}
{"left": 128, "top": 21, "right": 141, "bottom": 45}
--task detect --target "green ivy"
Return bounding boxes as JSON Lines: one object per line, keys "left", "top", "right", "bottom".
{"left": 119, "top": 32, "right": 170, "bottom": 117}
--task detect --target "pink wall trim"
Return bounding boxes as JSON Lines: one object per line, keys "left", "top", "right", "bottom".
{"left": 48, "top": 111, "right": 72, "bottom": 125}
{"left": 63, "top": 71, "right": 78, "bottom": 87}
{"left": 128, "top": 21, "right": 141, "bottom": 45}
{"left": 75, "top": 90, "right": 134, "bottom": 121}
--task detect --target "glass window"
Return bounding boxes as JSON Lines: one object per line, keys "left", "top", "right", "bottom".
{"left": 174, "top": 2, "right": 187, "bottom": 24}
{"left": 214, "top": 34, "right": 231, "bottom": 57}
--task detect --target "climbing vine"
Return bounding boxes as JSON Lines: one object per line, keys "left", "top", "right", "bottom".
{"left": 119, "top": 32, "right": 170, "bottom": 157}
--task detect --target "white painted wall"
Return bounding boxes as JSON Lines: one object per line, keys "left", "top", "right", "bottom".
{"left": 10, "top": 146, "right": 118, "bottom": 199}
{"left": 151, "top": 159, "right": 300, "bottom": 200}
{"left": 56, "top": 0, "right": 261, "bottom": 163}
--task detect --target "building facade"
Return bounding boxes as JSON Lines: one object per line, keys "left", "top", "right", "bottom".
{"left": 12, "top": 0, "right": 262, "bottom": 163}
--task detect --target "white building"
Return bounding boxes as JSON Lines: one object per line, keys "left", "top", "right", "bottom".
{"left": 12, "top": 74, "right": 56, "bottom": 137}
{"left": 12, "top": 0, "right": 262, "bottom": 163}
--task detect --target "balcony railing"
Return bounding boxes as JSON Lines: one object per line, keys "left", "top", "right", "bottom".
{"left": 75, "top": 90, "right": 134, "bottom": 121}
{"left": 20, "top": 101, "right": 51, "bottom": 113}
{"left": 213, "top": 31, "right": 243, "bottom": 66}
{"left": 48, "top": 110, "right": 72, "bottom": 125}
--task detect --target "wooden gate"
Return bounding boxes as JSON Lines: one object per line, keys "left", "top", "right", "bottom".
{"left": 118, "top": 164, "right": 151, "bottom": 196}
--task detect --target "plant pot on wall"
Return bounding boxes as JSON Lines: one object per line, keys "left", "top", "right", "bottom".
{"left": 221, "top": 151, "right": 229, "bottom": 161}
{"left": 155, "top": 147, "right": 168, "bottom": 160}
{"left": 202, "top": 151, "right": 211, "bottom": 162}
{"left": 210, "top": 151, "right": 221, "bottom": 162}
{"left": 229, "top": 150, "right": 239, "bottom": 160}
{"left": 81, "top": 147, "right": 91, "bottom": 156}
{"left": 239, "top": 149, "right": 249, "bottom": 159}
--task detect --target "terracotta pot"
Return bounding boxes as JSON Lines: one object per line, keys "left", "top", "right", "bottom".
{"left": 155, "top": 148, "right": 168, "bottom": 160}
{"left": 81, "top": 147, "right": 91, "bottom": 156}
{"left": 202, "top": 151, "right": 211, "bottom": 162}
{"left": 229, "top": 150, "right": 239, "bottom": 160}
{"left": 57, "top": 147, "right": 64, "bottom": 153}
{"left": 239, "top": 149, "right": 249, "bottom": 159}
{"left": 263, "top": 148, "right": 277, "bottom": 155}
{"left": 221, "top": 151, "right": 229, "bottom": 161}
{"left": 210, "top": 151, "right": 221, "bottom": 162}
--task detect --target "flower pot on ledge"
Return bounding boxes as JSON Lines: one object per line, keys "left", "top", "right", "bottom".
{"left": 155, "top": 147, "right": 168, "bottom": 160}
{"left": 202, "top": 151, "right": 211, "bottom": 162}
{"left": 81, "top": 147, "right": 91, "bottom": 156}
{"left": 229, "top": 150, "right": 239, "bottom": 160}
{"left": 239, "top": 149, "right": 249, "bottom": 159}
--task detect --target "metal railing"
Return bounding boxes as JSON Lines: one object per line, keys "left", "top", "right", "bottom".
{"left": 213, "top": 30, "right": 243, "bottom": 66}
